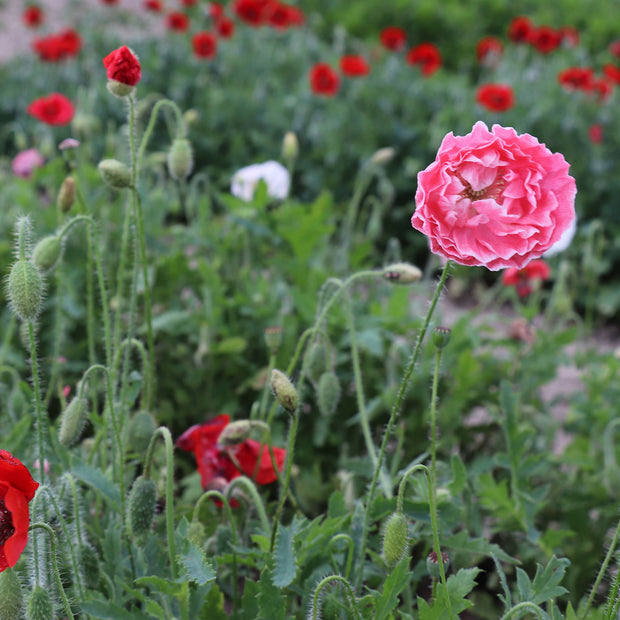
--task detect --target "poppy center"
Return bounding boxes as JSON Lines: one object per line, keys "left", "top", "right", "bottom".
{"left": 0, "top": 499, "right": 15, "bottom": 545}
{"left": 453, "top": 169, "right": 505, "bottom": 203}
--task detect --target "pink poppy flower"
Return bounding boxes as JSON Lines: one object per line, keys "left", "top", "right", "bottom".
{"left": 12, "top": 149, "right": 45, "bottom": 178}
{"left": 411, "top": 121, "right": 576, "bottom": 270}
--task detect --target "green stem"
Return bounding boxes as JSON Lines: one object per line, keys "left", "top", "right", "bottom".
{"left": 226, "top": 475, "right": 270, "bottom": 535}
{"left": 327, "top": 534, "right": 355, "bottom": 579}
{"left": 28, "top": 320, "right": 47, "bottom": 486}
{"left": 0, "top": 313, "right": 16, "bottom": 367}
{"left": 309, "top": 575, "right": 362, "bottom": 620}
{"left": 499, "top": 601, "right": 545, "bottom": 620}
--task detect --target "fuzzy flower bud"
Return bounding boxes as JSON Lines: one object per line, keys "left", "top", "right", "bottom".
{"left": 58, "top": 396, "right": 88, "bottom": 446}
{"left": 370, "top": 147, "right": 395, "bottom": 166}
{"left": 382, "top": 511, "right": 410, "bottom": 568}
{"left": 306, "top": 341, "right": 326, "bottom": 383}
{"left": 26, "top": 586, "right": 53, "bottom": 620}
{"left": 32, "top": 235, "right": 62, "bottom": 273}
{"left": 282, "top": 131, "right": 299, "bottom": 162}
{"left": 98, "top": 159, "right": 132, "bottom": 189}
{"left": 432, "top": 326, "right": 451, "bottom": 349}
{"left": 270, "top": 369, "right": 298, "bottom": 413}
{"left": 126, "top": 475, "right": 157, "bottom": 545}
{"left": 57, "top": 176, "right": 75, "bottom": 212}
{"left": 382, "top": 262, "right": 422, "bottom": 285}
{"left": 126, "top": 410, "right": 157, "bottom": 455}
{"left": 187, "top": 520, "right": 207, "bottom": 546}
{"left": 167, "top": 138, "right": 194, "bottom": 180}
{"left": 426, "top": 550, "right": 450, "bottom": 578}
{"left": 218, "top": 419, "right": 269, "bottom": 446}
{"left": 317, "top": 372, "right": 341, "bottom": 417}
{"left": 0, "top": 568, "right": 23, "bottom": 620}
{"left": 263, "top": 326, "right": 283, "bottom": 355}
{"left": 8, "top": 260, "right": 44, "bottom": 321}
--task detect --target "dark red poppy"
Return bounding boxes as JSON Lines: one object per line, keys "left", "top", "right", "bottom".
{"left": 0, "top": 451, "right": 39, "bottom": 572}
{"left": 232, "top": 0, "right": 270, "bottom": 26}
{"left": 103, "top": 45, "right": 141, "bottom": 86}
{"left": 559, "top": 26, "right": 579, "bottom": 47}
{"left": 32, "top": 29, "right": 82, "bottom": 62}
{"left": 209, "top": 2, "right": 225, "bottom": 19}
{"left": 507, "top": 16, "right": 534, "bottom": 44}
{"left": 476, "top": 36, "right": 503, "bottom": 64}
{"left": 181, "top": 0, "right": 198, "bottom": 5}
{"left": 216, "top": 15, "right": 235, "bottom": 38}
{"left": 603, "top": 64, "right": 620, "bottom": 86}
{"left": 502, "top": 259, "right": 550, "bottom": 297}
{"left": 27, "top": 93, "right": 75, "bottom": 126}
{"left": 558, "top": 67, "right": 594, "bottom": 90}
{"left": 143, "top": 0, "right": 163, "bottom": 11}
{"left": 284, "top": 5, "right": 304, "bottom": 26}
{"left": 192, "top": 32, "right": 217, "bottom": 59}
{"left": 476, "top": 83, "right": 515, "bottom": 112}
{"left": 406, "top": 43, "right": 442, "bottom": 76}
{"left": 22, "top": 6, "right": 44, "bottom": 28}
{"left": 589, "top": 124, "right": 603, "bottom": 144}
{"left": 340, "top": 54, "right": 370, "bottom": 77}
{"left": 266, "top": 1, "right": 292, "bottom": 29}
{"left": 166, "top": 11, "right": 190, "bottom": 31}
{"left": 309, "top": 63, "right": 340, "bottom": 96}
{"left": 529, "top": 26, "right": 562, "bottom": 54}
{"left": 380, "top": 26, "right": 406, "bottom": 51}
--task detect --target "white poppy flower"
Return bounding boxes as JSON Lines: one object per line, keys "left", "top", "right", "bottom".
{"left": 231, "top": 161, "right": 290, "bottom": 202}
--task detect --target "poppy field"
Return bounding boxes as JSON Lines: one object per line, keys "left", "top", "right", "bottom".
{"left": 1, "top": 1, "right": 620, "bottom": 618}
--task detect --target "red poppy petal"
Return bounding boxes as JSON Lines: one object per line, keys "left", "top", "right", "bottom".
{"left": 234, "top": 439, "right": 286, "bottom": 484}
{"left": 2, "top": 485, "right": 30, "bottom": 568}
{"left": 0, "top": 451, "right": 39, "bottom": 500}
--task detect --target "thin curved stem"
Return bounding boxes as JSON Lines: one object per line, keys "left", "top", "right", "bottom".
{"left": 328, "top": 534, "right": 355, "bottom": 579}
{"left": 226, "top": 475, "right": 270, "bottom": 535}
{"left": 28, "top": 320, "right": 47, "bottom": 485}
{"left": 309, "top": 575, "right": 362, "bottom": 620}
{"left": 499, "top": 601, "right": 544, "bottom": 620}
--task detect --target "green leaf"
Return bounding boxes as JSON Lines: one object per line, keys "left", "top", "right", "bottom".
{"left": 418, "top": 567, "right": 481, "bottom": 620}
{"left": 81, "top": 598, "right": 146, "bottom": 619}
{"left": 445, "top": 531, "right": 519, "bottom": 564}
{"left": 214, "top": 336, "right": 247, "bottom": 355}
{"left": 135, "top": 576, "right": 182, "bottom": 599}
{"left": 375, "top": 558, "right": 411, "bottom": 620}
{"left": 71, "top": 458, "right": 121, "bottom": 509}
{"left": 257, "top": 566, "right": 286, "bottom": 620}
{"left": 200, "top": 584, "right": 228, "bottom": 620}
{"left": 240, "top": 580, "right": 260, "bottom": 620}
{"left": 151, "top": 309, "right": 193, "bottom": 335}
{"left": 448, "top": 454, "right": 467, "bottom": 495}
{"left": 179, "top": 541, "right": 217, "bottom": 586}
{"left": 518, "top": 556, "right": 570, "bottom": 605}
{"left": 273, "top": 523, "right": 298, "bottom": 588}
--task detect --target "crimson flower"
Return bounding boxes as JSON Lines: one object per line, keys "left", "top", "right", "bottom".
{"left": 22, "top": 6, "right": 44, "bottom": 28}
{"left": 143, "top": 0, "right": 163, "bottom": 11}
{"left": 103, "top": 46, "right": 141, "bottom": 86}
{"left": 166, "top": 11, "right": 190, "bottom": 31}
{"left": 267, "top": 2, "right": 295, "bottom": 29}
{"left": 309, "top": 63, "right": 340, "bottom": 96}
{"left": 603, "top": 64, "right": 620, "bottom": 86}
{"left": 192, "top": 32, "right": 217, "bottom": 59}
{"left": 529, "top": 26, "right": 562, "bottom": 54}
{"left": 380, "top": 26, "right": 406, "bottom": 51}
{"left": 558, "top": 67, "right": 594, "bottom": 90}
{"left": 232, "top": 0, "right": 270, "bottom": 26}
{"left": 589, "top": 124, "right": 603, "bottom": 144}
{"left": 340, "top": 54, "right": 370, "bottom": 77}
{"left": 507, "top": 16, "right": 534, "bottom": 44}
{"left": 0, "top": 451, "right": 39, "bottom": 572}
{"left": 209, "top": 2, "right": 225, "bottom": 19}
{"left": 476, "top": 84, "right": 515, "bottom": 112}
{"left": 476, "top": 36, "right": 503, "bottom": 65}
{"left": 32, "top": 29, "right": 81, "bottom": 62}
{"left": 216, "top": 15, "right": 235, "bottom": 38}
{"left": 588, "top": 77, "right": 613, "bottom": 103}
{"left": 406, "top": 43, "right": 442, "bottom": 76}
{"left": 27, "top": 93, "right": 75, "bottom": 126}
{"left": 502, "top": 259, "right": 551, "bottom": 298}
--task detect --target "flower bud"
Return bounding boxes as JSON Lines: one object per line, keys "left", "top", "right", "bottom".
{"left": 58, "top": 396, "right": 88, "bottom": 446}
{"left": 263, "top": 326, "right": 283, "bottom": 355}
{"left": 370, "top": 146, "right": 395, "bottom": 166}
{"left": 317, "top": 372, "right": 341, "bottom": 417}
{"left": 426, "top": 550, "right": 450, "bottom": 578}
{"left": 184, "top": 109, "right": 200, "bottom": 127}
{"left": 432, "top": 326, "right": 451, "bottom": 349}
{"left": 32, "top": 235, "right": 62, "bottom": 273}
{"left": 8, "top": 260, "right": 44, "bottom": 321}
{"left": 126, "top": 475, "right": 157, "bottom": 545}
{"left": 57, "top": 176, "right": 75, "bottom": 212}
{"left": 282, "top": 131, "right": 299, "bottom": 162}
{"left": 306, "top": 340, "right": 326, "bottom": 383}
{"left": 270, "top": 369, "right": 298, "bottom": 413}
{"left": 0, "top": 568, "right": 23, "bottom": 620}
{"left": 98, "top": 158, "right": 132, "bottom": 189}
{"left": 188, "top": 520, "right": 207, "bottom": 546}
{"left": 26, "top": 586, "right": 53, "bottom": 620}
{"left": 382, "top": 262, "right": 422, "bottom": 285}
{"left": 167, "top": 138, "right": 194, "bottom": 180}
{"left": 106, "top": 80, "right": 135, "bottom": 98}
{"left": 126, "top": 410, "right": 157, "bottom": 455}
{"left": 218, "top": 419, "right": 269, "bottom": 446}
{"left": 382, "top": 511, "right": 409, "bottom": 568}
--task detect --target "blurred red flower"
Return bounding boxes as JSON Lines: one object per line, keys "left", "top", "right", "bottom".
{"left": 603, "top": 64, "right": 620, "bottom": 85}
{"left": 267, "top": 2, "right": 294, "bottom": 29}
{"left": 22, "top": 6, "right": 44, "bottom": 28}
{"left": 0, "top": 451, "right": 39, "bottom": 572}
{"left": 380, "top": 26, "right": 406, "bottom": 51}
{"left": 232, "top": 0, "right": 269, "bottom": 26}
{"left": 476, "top": 36, "right": 503, "bottom": 64}
{"left": 558, "top": 67, "right": 594, "bottom": 90}
{"left": 609, "top": 39, "right": 620, "bottom": 58}
{"left": 502, "top": 259, "right": 550, "bottom": 298}
{"left": 589, "top": 77, "right": 613, "bottom": 103}
{"left": 529, "top": 26, "right": 562, "bottom": 54}
{"left": 476, "top": 84, "right": 515, "bottom": 112}
{"left": 507, "top": 16, "right": 534, "bottom": 44}
{"left": 216, "top": 15, "right": 235, "bottom": 38}
{"left": 192, "top": 32, "right": 217, "bottom": 59}
{"left": 181, "top": 0, "right": 198, "bottom": 6}
{"left": 32, "top": 29, "right": 82, "bottom": 62}
{"left": 589, "top": 124, "right": 603, "bottom": 144}
{"left": 406, "top": 43, "right": 442, "bottom": 76}
{"left": 103, "top": 45, "right": 141, "bottom": 86}
{"left": 166, "top": 11, "right": 190, "bottom": 31}
{"left": 309, "top": 62, "right": 340, "bottom": 96}
{"left": 559, "top": 26, "right": 579, "bottom": 47}
{"left": 340, "top": 54, "right": 370, "bottom": 77}
{"left": 143, "top": 0, "right": 163, "bottom": 11}
{"left": 27, "top": 93, "right": 75, "bottom": 126}
{"left": 209, "top": 2, "right": 225, "bottom": 19}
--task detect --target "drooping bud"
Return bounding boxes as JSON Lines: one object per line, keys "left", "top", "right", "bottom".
{"left": 306, "top": 340, "right": 326, "bottom": 383}
{"left": 167, "top": 138, "right": 194, "bottom": 180}
{"left": 57, "top": 176, "right": 75, "bottom": 213}
{"left": 58, "top": 396, "right": 88, "bottom": 446}
{"left": 98, "top": 159, "right": 132, "bottom": 189}
{"left": 317, "top": 372, "right": 341, "bottom": 417}
{"left": 126, "top": 410, "right": 157, "bottom": 455}
{"left": 0, "top": 568, "right": 23, "bottom": 620}
{"left": 382, "top": 262, "right": 422, "bottom": 285}
{"left": 282, "top": 131, "right": 299, "bottom": 163}
{"left": 382, "top": 512, "right": 410, "bottom": 568}
{"left": 32, "top": 236, "right": 62, "bottom": 273}
{"left": 26, "top": 586, "right": 53, "bottom": 620}
{"left": 432, "top": 326, "right": 451, "bottom": 349}
{"left": 263, "top": 326, "right": 283, "bottom": 355}
{"left": 8, "top": 260, "right": 44, "bottom": 321}
{"left": 218, "top": 419, "right": 269, "bottom": 446}
{"left": 270, "top": 369, "right": 298, "bottom": 413}
{"left": 426, "top": 550, "right": 450, "bottom": 578}
{"left": 126, "top": 475, "right": 157, "bottom": 545}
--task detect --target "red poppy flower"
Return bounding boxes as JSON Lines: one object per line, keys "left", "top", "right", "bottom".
{"left": 603, "top": 64, "right": 620, "bottom": 86}
{"left": 27, "top": 93, "right": 75, "bottom": 126}
{"left": 380, "top": 26, "right": 406, "bottom": 51}
{"left": 143, "top": 0, "right": 162, "bottom": 11}
{"left": 103, "top": 45, "right": 141, "bottom": 86}
{"left": 284, "top": 5, "right": 304, "bottom": 26}
{"left": 100, "top": 0, "right": 119, "bottom": 4}
{"left": 609, "top": 39, "right": 620, "bottom": 58}
{"left": 22, "top": 6, "right": 44, "bottom": 28}
{"left": 559, "top": 26, "right": 579, "bottom": 47}
{"left": 232, "top": 0, "right": 270, "bottom": 26}
{"left": 32, "top": 29, "right": 82, "bottom": 62}
{"left": 309, "top": 63, "right": 340, "bottom": 96}
{"left": 529, "top": 26, "right": 562, "bottom": 54}
{"left": 215, "top": 15, "right": 235, "bottom": 38}
{"left": 340, "top": 54, "right": 370, "bottom": 77}
{"left": 0, "top": 451, "right": 39, "bottom": 572}
{"left": 558, "top": 67, "right": 594, "bottom": 90}
{"left": 166, "top": 11, "right": 190, "bottom": 31}
{"left": 589, "top": 77, "right": 613, "bottom": 103}
{"left": 507, "top": 16, "right": 534, "bottom": 44}
{"left": 476, "top": 36, "right": 503, "bottom": 64}
{"left": 209, "top": 2, "right": 225, "bottom": 19}
{"left": 181, "top": 0, "right": 198, "bottom": 6}
{"left": 476, "top": 84, "right": 515, "bottom": 112}
{"left": 192, "top": 32, "right": 217, "bottom": 59}
{"left": 589, "top": 124, "right": 603, "bottom": 144}
{"left": 267, "top": 1, "right": 293, "bottom": 29}
{"left": 502, "top": 259, "right": 551, "bottom": 297}
{"left": 406, "top": 43, "right": 442, "bottom": 76}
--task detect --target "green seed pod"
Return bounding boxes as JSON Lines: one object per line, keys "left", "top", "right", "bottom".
{"left": 382, "top": 262, "right": 422, "bottom": 285}
{"left": 306, "top": 340, "right": 326, "bottom": 384}
{"left": 281, "top": 131, "right": 299, "bottom": 163}
{"left": 32, "top": 236, "right": 62, "bottom": 273}
{"left": 98, "top": 159, "right": 132, "bottom": 189}
{"left": 167, "top": 138, "right": 194, "bottom": 180}
{"left": 382, "top": 512, "right": 409, "bottom": 568}
{"left": 0, "top": 568, "right": 23, "bottom": 620}
{"left": 426, "top": 550, "right": 450, "bottom": 579}
{"left": 270, "top": 369, "right": 298, "bottom": 413}
{"left": 57, "top": 176, "right": 75, "bottom": 213}
{"left": 263, "top": 326, "right": 283, "bottom": 355}
{"left": 126, "top": 475, "right": 157, "bottom": 545}
{"left": 126, "top": 410, "right": 158, "bottom": 455}
{"left": 317, "top": 371, "right": 341, "bottom": 417}
{"left": 8, "top": 260, "right": 44, "bottom": 321}
{"left": 58, "top": 397, "right": 88, "bottom": 447}
{"left": 432, "top": 327, "right": 452, "bottom": 349}
{"left": 26, "top": 586, "right": 53, "bottom": 620}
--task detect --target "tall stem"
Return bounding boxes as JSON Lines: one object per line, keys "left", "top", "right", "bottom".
{"left": 28, "top": 320, "right": 47, "bottom": 485}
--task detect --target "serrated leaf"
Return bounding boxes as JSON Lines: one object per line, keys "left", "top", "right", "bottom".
{"left": 375, "top": 558, "right": 411, "bottom": 620}
{"left": 179, "top": 541, "right": 217, "bottom": 585}
{"left": 200, "top": 584, "right": 227, "bottom": 620}
{"left": 273, "top": 523, "right": 298, "bottom": 588}
{"left": 419, "top": 568, "right": 481, "bottom": 620}
{"left": 445, "top": 531, "right": 519, "bottom": 564}
{"left": 71, "top": 459, "right": 121, "bottom": 509}
{"left": 258, "top": 566, "right": 286, "bottom": 620}
{"left": 144, "top": 600, "right": 166, "bottom": 620}
{"left": 135, "top": 576, "right": 183, "bottom": 598}
{"left": 240, "top": 580, "right": 260, "bottom": 620}
{"left": 516, "top": 556, "right": 569, "bottom": 606}
{"left": 81, "top": 598, "right": 146, "bottom": 620}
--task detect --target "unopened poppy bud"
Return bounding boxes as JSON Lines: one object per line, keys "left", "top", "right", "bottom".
{"left": 432, "top": 326, "right": 451, "bottom": 349}
{"left": 26, "top": 586, "right": 53, "bottom": 620}
{"left": 317, "top": 372, "right": 341, "bottom": 417}
{"left": 106, "top": 80, "right": 135, "bottom": 98}
{"left": 184, "top": 109, "right": 200, "bottom": 127}
{"left": 370, "top": 146, "right": 395, "bottom": 166}
{"left": 58, "top": 396, "right": 88, "bottom": 446}
{"left": 98, "top": 158, "right": 132, "bottom": 189}
{"left": 218, "top": 419, "right": 269, "bottom": 446}
{"left": 57, "top": 176, "right": 75, "bottom": 212}
{"left": 426, "top": 550, "right": 450, "bottom": 578}
{"left": 126, "top": 410, "right": 157, "bottom": 455}
{"left": 264, "top": 326, "right": 283, "bottom": 355}
{"left": 282, "top": 131, "right": 299, "bottom": 162}
{"left": 188, "top": 520, "right": 207, "bottom": 546}
{"left": 383, "top": 262, "right": 422, "bottom": 285}
{"left": 8, "top": 260, "right": 44, "bottom": 321}
{"left": 306, "top": 341, "right": 326, "bottom": 383}
{"left": 127, "top": 475, "right": 157, "bottom": 545}
{"left": 32, "top": 235, "right": 62, "bottom": 273}
{"left": 270, "top": 369, "right": 298, "bottom": 413}
{"left": 382, "top": 511, "right": 410, "bottom": 568}
{"left": 167, "top": 138, "right": 194, "bottom": 180}
{"left": 0, "top": 568, "right": 23, "bottom": 620}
